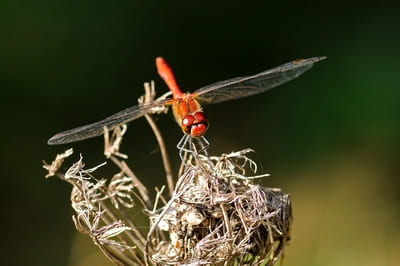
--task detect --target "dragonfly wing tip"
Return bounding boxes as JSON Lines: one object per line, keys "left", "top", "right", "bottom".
{"left": 47, "top": 136, "right": 58, "bottom": 145}
{"left": 314, "top": 56, "right": 327, "bottom": 62}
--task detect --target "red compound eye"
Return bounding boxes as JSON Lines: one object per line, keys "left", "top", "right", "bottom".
{"left": 181, "top": 112, "right": 209, "bottom": 137}
{"left": 191, "top": 123, "right": 208, "bottom": 138}
{"left": 181, "top": 115, "right": 195, "bottom": 135}
{"left": 182, "top": 115, "right": 195, "bottom": 127}
{"left": 194, "top": 111, "right": 207, "bottom": 123}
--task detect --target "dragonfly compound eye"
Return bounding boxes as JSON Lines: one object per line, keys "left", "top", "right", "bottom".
{"left": 194, "top": 111, "right": 207, "bottom": 123}
{"left": 181, "top": 112, "right": 209, "bottom": 137}
{"left": 190, "top": 122, "right": 208, "bottom": 138}
{"left": 190, "top": 112, "right": 209, "bottom": 138}
{"left": 181, "top": 115, "right": 195, "bottom": 135}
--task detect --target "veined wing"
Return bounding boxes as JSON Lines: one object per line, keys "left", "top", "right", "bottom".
{"left": 47, "top": 99, "right": 172, "bottom": 145}
{"left": 193, "top": 57, "right": 326, "bottom": 104}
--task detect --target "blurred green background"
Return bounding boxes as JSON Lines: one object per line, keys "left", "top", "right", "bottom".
{"left": 1, "top": 0, "right": 399, "bottom": 265}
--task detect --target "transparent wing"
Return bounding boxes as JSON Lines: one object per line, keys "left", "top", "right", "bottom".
{"left": 47, "top": 99, "right": 172, "bottom": 145}
{"left": 193, "top": 57, "right": 326, "bottom": 104}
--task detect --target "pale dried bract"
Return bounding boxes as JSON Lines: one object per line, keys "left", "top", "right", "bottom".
{"left": 42, "top": 148, "right": 73, "bottom": 178}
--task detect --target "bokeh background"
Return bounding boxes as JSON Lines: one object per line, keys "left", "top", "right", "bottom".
{"left": 1, "top": 1, "right": 399, "bottom": 265}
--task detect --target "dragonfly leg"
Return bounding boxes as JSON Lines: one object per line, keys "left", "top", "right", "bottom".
{"left": 197, "top": 136, "right": 210, "bottom": 153}
{"left": 177, "top": 134, "right": 191, "bottom": 152}
{"left": 177, "top": 135, "right": 191, "bottom": 162}
{"left": 195, "top": 136, "right": 214, "bottom": 169}
{"left": 177, "top": 135, "right": 212, "bottom": 166}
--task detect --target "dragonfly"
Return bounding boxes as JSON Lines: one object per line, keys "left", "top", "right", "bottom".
{"left": 48, "top": 56, "right": 326, "bottom": 145}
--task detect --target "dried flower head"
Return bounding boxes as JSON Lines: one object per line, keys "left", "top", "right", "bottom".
{"left": 43, "top": 82, "right": 292, "bottom": 266}
{"left": 148, "top": 149, "right": 291, "bottom": 265}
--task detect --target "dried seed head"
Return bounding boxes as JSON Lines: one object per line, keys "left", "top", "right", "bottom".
{"left": 149, "top": 149, "right": 292, "bottom": 265}
{"left": 44, "top": 82, "right": 292, "bottom": 266}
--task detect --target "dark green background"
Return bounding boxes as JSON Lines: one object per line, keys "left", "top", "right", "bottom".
{"left": 1, "top": 1, "right": 399, "bottom": 265}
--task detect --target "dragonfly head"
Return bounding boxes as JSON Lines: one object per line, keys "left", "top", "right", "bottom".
{"left": 181, "top": 111, "right": 209, "bottom": 138}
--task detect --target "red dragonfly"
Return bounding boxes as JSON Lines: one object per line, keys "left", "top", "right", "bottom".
{"left": 48, "top": 56, "right": 325, "bottom": 145}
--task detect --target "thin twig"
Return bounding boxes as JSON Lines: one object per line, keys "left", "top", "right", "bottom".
{"left": 109, "top": 155, "right": 151, "bottom": 208}
{"left": 220, "top": 203, "right": 233, "bottom": 266}
{"left": 94, "top": 237, "right": 132, "bottom": 266}
{"left": 143, "top": 81, "right": 174, "bottom": 197}
{"left": 99, "top": 201, "right": 145, "bottom": 263}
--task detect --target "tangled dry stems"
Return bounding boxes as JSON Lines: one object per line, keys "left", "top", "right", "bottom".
{"left": 43, "top": 82, "right": 292, "bottom": 266}
{"left": 149, "top": 150, "right": 292, "bottom": 265}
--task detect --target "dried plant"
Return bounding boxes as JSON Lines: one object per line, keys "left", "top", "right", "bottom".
{"left": 43, "top": 82, "right": 292, "bottom": 266}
